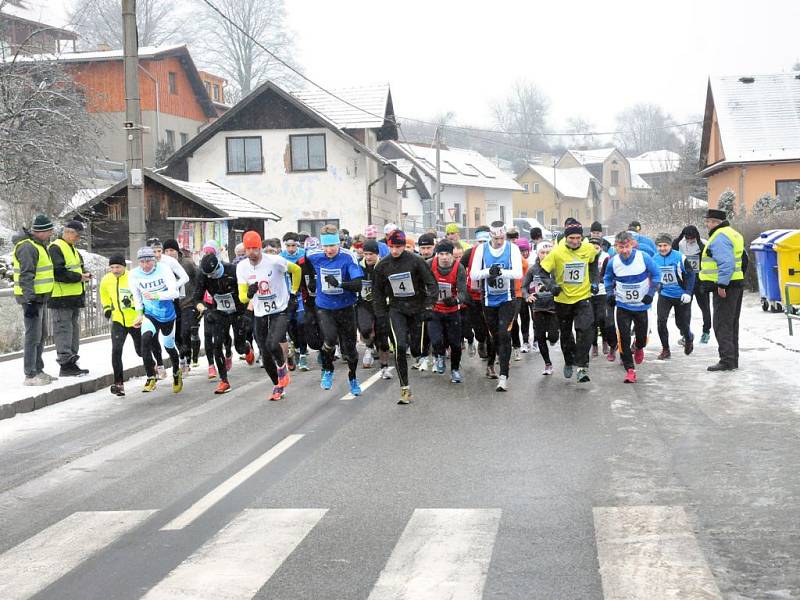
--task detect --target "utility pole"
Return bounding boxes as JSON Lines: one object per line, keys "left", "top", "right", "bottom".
{"left": 123, "top": 0, "right": 146, "bottom": 259}
{"left": 434, "top": 125, "right": 442, "bottom": 232}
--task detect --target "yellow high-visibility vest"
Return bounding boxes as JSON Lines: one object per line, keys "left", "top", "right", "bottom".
{"left": 13, "top": 238, "right": 54, "bottom": 297}
{"left": 49, "top": 238, "right": 85, "bottom": 298}
{"left": 699, "top": 226, "right": 744, "bottom": 283}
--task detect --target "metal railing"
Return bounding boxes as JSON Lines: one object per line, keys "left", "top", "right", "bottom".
{"left": 785, "top": 282, "right": 800, "bottom": 336}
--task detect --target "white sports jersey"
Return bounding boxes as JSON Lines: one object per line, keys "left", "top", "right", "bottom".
{"left": 236, "top": 254, "right": 290, "bottom": 317}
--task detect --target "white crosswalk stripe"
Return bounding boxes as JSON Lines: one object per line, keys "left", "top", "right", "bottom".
{"left": 593, "top": 505, "right": 723, "bottom": 599}
{"left": 368, "top": 508, "right": 502, "bottom": 600}
{"left": 143, "top": 508, "right": 327, "bottom": 600}
{"left": 0, "top": 510, "right": 155, "bottom": 600}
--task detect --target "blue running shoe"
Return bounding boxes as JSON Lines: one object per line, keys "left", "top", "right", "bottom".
{"left": 320, "top": 370, "right": 333, "bottom": 390}
{"left": 450, "top": 369, "right": 463, "bottom": 383}
{"left": 435, "top": 355, "right": 446, "bottom": 374}
{"left": 349, "top": 378, "right": 362, "bottom": 396}
{"left": 563, "top": 364, "right": 574, "bottom": 379}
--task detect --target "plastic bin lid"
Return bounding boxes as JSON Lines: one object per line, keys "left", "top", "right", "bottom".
{"left": 749, "top": 229, "right": 797, "bottom": 251}
{"left": 773, "top": 229, "right": 800, "bottom": 251}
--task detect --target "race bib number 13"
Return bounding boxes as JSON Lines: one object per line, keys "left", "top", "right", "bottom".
{"left": 563, "top": 262, "right": 586, "bottom": 284}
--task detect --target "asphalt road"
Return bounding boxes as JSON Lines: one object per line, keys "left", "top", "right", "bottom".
{"left": 1, "top": 310, "right": 799, "bottom": 599}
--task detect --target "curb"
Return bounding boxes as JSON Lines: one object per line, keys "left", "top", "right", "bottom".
{"left": 0, "top": 360, "right": 173, "bottom": 422}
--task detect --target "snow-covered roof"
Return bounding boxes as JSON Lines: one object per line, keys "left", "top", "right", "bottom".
{"left": 62, "top": 187, "right": 112, "bottom": 217}
{"left": 386, "top": 142, "right": 523, "bottom": 192}
{"left": 629, "top": 150, "right": 680, "bottom": 176}
{"left": 709, "top": 73, "right": 800, "bottom": 164}
{"left": 528, "top": 165, "right": 596, "bottom": 198}
{"left": 290, "top": 84, "right": 391, "bottom": 130}
{"left": 19, "top": 44, "right": 189, "bottom": 63}
{"left": 630, "top": 172, "right": 651, "bottom": 190}
{"left": 567, "top": 147, "right": 617, "bottom": 165}
{"left": 0, "top": 0, "right": 75, "bottom": 34}
{"left": 390, "top": 158, "right": 416, "bottom": 191}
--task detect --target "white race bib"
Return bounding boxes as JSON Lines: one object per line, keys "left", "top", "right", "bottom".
{"left": 213, "top": 292, "right": 236, "bottom": 314}
{"left": 615, "top": 280, "right": 649, "bottom": 306}
{"left": 687, "top": 254, "right": 700, "bottom": 272}
{"left": 257, "top": 292, "right": 279, "bottom": 314}
{"left": 437, "top": 282, "right": 452, "bottom": 302}
{"left": 660, "top": 266, "right": 677, "bottom": 286}
{"left": 486, "top": 274, "right": 509, "bottom": 295}
{"left": 320, "top": 267, "right": 343, "bottom": 295}
{"left": 389, "top": 272, "right": 415, "bottom": 297}
{"left": 360, "top": 279, "right": 373, "bottom": 300}
{"left": 562, "top": 262, "right": 586, "bottom": 284}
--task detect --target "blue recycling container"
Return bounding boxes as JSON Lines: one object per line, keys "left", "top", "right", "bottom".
{"left": 749, "top": 230, "right": 796, "bottom": 303}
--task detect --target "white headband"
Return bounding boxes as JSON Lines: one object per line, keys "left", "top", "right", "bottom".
{"left": 490, "top": 224, "right": 506, "bottom": 237}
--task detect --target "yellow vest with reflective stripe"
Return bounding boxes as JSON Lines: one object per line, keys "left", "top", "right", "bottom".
{"left": 49, "top": 238, "right": 85, "bottom": 298}
{"left": 699, "top": 226, "right": 744, "bottom": 282}
{"left": 13, "top": 238, "right": 54, "bottom": 296}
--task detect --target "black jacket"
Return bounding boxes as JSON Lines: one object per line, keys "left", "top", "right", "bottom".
{"left": 372, "top": 250, "right": 437, "bottom": 318}
{"left": 192, "top": 263, "right": 246, "bottom": 313}
{"left": 522, "top": 260, "right": 556, "bottom": 313}
{"left": 47, "top": 238, "right": 86, "bottom": 308}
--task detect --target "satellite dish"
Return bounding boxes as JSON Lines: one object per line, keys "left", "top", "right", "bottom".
{"left": 609, "top": 186, "right": 617, "bottom": 197}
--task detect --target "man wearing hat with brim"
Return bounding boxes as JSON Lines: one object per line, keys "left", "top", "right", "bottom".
{"left": 13, "top": 214, "right": 57, "bottom": 385}
{"left": 699, "top": 208, "right": 747, "bottom": 371}
{"left": 48, "top": 219, "right": 91, "bottom": 377}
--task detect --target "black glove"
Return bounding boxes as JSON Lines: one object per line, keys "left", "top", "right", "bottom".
{"left": 104, "top": 308, "right": 112, "bottom": 320}
{"left": 247, "top": 283, "right": 258, "bottom": 299}
{"left": 606, "top": 295, "right": 616, "bottom": 307}
{"left": 419, "top": 309, "right": 434, "bottom": 322}
{"left": 642, "top": 294, "right": 654, "bottom": 305}
{"left": 591, "top": 283, "right": 599, "bottom": 295}
{"left": 442, "top": 297, "right": 459, "bottom": 307}
{"left": 24, "top": 302, "right": 39, "bottom": 319}
{"left": 550, "top": 284, "right": 562, "bottom": 297}
{"left": 287, "top": 294, "right": 298, "bottom": 313}
{"left": 488, "top": 264, "right": 502, "bottom": 278}
{"left": 324, "top": 274, "right": 340, "bottom": 288}
{"left": 487, "top": 276, "right": 498, "bottom": 288}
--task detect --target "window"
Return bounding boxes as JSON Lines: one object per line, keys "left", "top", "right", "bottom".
{"left": 611, "top": 169, "right": 619, "bottom": 186}
{"left": 461, "top": 214, "right": 467, "bottom": 227}
{"left": 213, "top": 84, "right": 220, "bottom": 101}
{"left": 290, "top": 134, "right": 326, "bottom": 171}
{"left": 297, "top": 219, "right": 339, "bottom": 238}
{"left": 522, "top": 183, "right": 529, "bottom": 193}
{"left": 204, "top": 81, "right": 211, "bottom": 95}
{"left": 536, "top": 210, "right": 545, "bottom": 224}
{"left": 532, "top": 182, "right": 540, "bottom": 193}
{"left": 474, "top": 207, "right": 481, "bottom": 226}
{"left": 776, "top": 180, "right": 800, "bottom": 205}
{"left": 180, "top": 132, "right": 188, "bottom": 147}
{"left": 500, "top": 205, "right": 506, "bottom": 224}
{"left": 165, "top": 129, "right": 175, "bottom": 149}
{"left": 168, "top": 71, "right": 177, "bottom": 95}
{"left": 453, "top": 202, "right": 461, "bottom": 223}
{"left": 226, "top": 136, "right": 263, "bottom": 174}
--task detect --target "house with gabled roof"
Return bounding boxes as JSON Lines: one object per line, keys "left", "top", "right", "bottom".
{"left": 513, "top": 164, "right": 601, "bottom": 228}
{"left": 557, "top": 147, "right": 632, "bottom": 223}
{"left": 378, "top": 141, "right": 522, "bottom": 233}
{"left": 700, "top": 73, "right": 800, "bottom": 213}
{"left": 163, "top": 81, "right": 407, "bottom": 238}
{"left": 0, "top": 0, "right": 77, "bottom": 55}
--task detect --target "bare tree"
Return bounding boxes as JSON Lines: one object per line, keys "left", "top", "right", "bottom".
{"left": 492, "top": 79, "right": 550, "bottom": 159}
{"left": 0, "top": 43, "right": 100, "bottom": 227}
{"left": 196, "top": 0, "right": 297, "bottom": 96}
{"left": 67, "top": 0, "right": 184, "bottom": 49}
{"left": 614, "top": 102, "right": 681, "bottom": 156}
{"left": 564, "top": 116, "right": 596, "bottom": 148}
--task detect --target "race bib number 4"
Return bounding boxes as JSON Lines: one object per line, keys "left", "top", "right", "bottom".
{"left": 389, "top": 272, "right": 415, "bottom": 297}
{"left": 660, "top": 266, "right": 677, "bottom": 285}
{"left": 213, "top": 292, "right": 237, "bottom": 314}
{"left": 320, "top": 267, "right": 343, "bottom": 295}
{"left": 563, "top": 262, "right": 586, "bottom": 285}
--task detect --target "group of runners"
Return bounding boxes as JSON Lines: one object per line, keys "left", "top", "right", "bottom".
{"left": 101, "top": 216, "right": 721, "bottom": 403}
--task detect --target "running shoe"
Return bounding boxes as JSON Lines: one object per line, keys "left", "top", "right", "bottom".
{"left": 657, "top": 348, "right": 671, "bottom": 360}
{"left": 362, "top": 351, "right": 375, "bottom": 369}
{"left": 411, "top": 357, "right": 423, "bottom": 370}
{"left": 320, "top": 370, "right": 334, "bottom": 390}
{"left": 191, "top": 360, "right": 199, "bottom": 369}
{"left": 278, "top": 364, "right": 290, "bottom": 388}
{"left": 208, "top": 365, "right": 217, "bottom": 379}
{"left": 157, "top": 365, "right": 167, "bottom": 380}
{"left": 142, "top": 377, "right": 157, "bottom": 393}
{"left": 478, "top": 341, "right": 488, "bottom": 359}
{"left": 380, "top": 366, "right": 393, "bottom": 379}
{"left": 270, "top": 385, "right": 285, "bottom": 401}
{"left": 602, "top": 341, "right": 610, "bottom": 355}
{"left": 110, "top": 383, "right": 125, "bottom": 397}
{"left": 172, "top": 370, "right": 183, "bottom": 393}
{"left": 398, "top": 386, "right": 413, "bottom": 404}
{"left": 468, "top": 342, "right": 477, "bottom": 357}
{"left": 684, "top": 334, "right": 694, "bottom": 356}
{"left": 577, "top": 368, "right": 590, "bottom": 383}
{"left": 245, "top": 345, "right": 255, "bottom": 365}
{"left": 513, "top": 348, "right": 521, "bottom": 362}
{"left": 298, "top": 354, "right": 309, "bottom": 371}
{"left": 606, "top": 349, "right": 616, "bottom": 362}
{"left": 225, "top": 355, "right": 233, "bottom": 372}
{"left": 496, "top": 375, "right": 508, "bottom": 392}
{"left": 563, "top": 364, "right": 573, "bottom": 379}
{"left": 287, "top": 343, "right": 296, "bottom": 371}
{"left": 677, "top": 336, "right": 685, "bottom": 347}
{"left": 435, "top": 355, "right": 446, "bottom": 374}
{"left": 486, "top": 365, "right": 498, "bottom": 379}
{"left": 450, "top": 369, "right": 463, "bottom": 383}
{"left": 624, "top": 368, "right": 637, "bottom": 383}
{"left": 214, "top": 380, "right": 231, "bottom": 394}
{"left": 634, "top": 347, "right": 645, "bottom": 365}
{"left": 179, "top": 358, "right": 189, "bottom": 375}
{"left": 700, "top": 331, "right": 711, "bottom": 344}
{"left": 521, "top": 342, "right": 530, "bottom": 354}
{"left": 591, "top": 346, "right": 599, "bottom": 358}
{"left": 349, "top": 378, "right": 362, "bottom": 396}
{"left": 542, "top": 363, "right": 553, "bottom": 376}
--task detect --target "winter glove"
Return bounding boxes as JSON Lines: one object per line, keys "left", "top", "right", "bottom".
{"left": 419, "top": 309, "right": 434, "bottom": 322}
{"left": 287, "top": 294, "right": 298, "bottom": 313}
{"left": 642, "top": 294, "right": 654, "bottom": 305}
{"left": 549, "top": 284, "right": 562, "bottom": 297}
{"left": 324, "top": 274, "right": 340, "bottom": 288}
{"left": 247, "top": 283, "right": 258, "bottom": 299}
{"left": 606, "top": 295, "right": 616, "bottom": 307}
{"left": 487, "top": 276, "right": 499, "bottom": 288}
{"left": 104, "top": 308, "right": 112, "bottom": 320}
{"left": 488, "top": 264, "right": 502, "bottom": 278}
{"left": 680, "top": 293, "right": 692, "bottom": 304}
{"left": 24, "top": 302, "right": 39, "bottom": 319}
{"left": 442, "top": 297, "right": 459, "bottom": 307}
{"left": 591, "top": 283, "right": 599, "bottom": 295}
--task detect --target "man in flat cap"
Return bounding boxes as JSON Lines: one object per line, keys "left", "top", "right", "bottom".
{"left": 48, "top": 220, "right": 91, "bottom": 376}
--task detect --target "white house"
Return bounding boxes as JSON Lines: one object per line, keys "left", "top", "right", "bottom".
{"left": 379, "top": 141, "right": 522, "bottom": 233}
{"left": 164, "top": 81, "right": 407, "bottom": 238}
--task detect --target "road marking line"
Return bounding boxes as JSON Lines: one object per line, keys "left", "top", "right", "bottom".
{"left": 144, "top": 508, "right": 326, "bottom": 599}
{"left": 368, "top": 508, "right": 501, "bottom": 600}
{"left": 341, "top": 367, "right": 394, "bottom": 400}
{"left": 593, "top": 505, "right": 723, "bottom": 600}
{"left": 0, "top": 510, "right": 155, "bottom": 600}
{"left": 161, "top": 434, "right": 304, "bottom": 530}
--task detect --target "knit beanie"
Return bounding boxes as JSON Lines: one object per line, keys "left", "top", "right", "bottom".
{"left": 590, "top": 221, "right": 603, "bottom": 233}
{"left": 31, "top": 214, "right": 54, "bottom": 232}
{"left": 418, "top": 233, "right": 436, "bottom": 247}
{"left": 564, "top": 222, "right": 583, "bottom": 237}
{"left": 387, "top": 230, "right": 407, "bottom": 247}
{"left": 363, "top": 239, "right": 379, "bottom": 254}
{"left": 655, "top": 233, "right": 673, "bottom": 245}
{"left": 163, "top": 238, "right": 180, "bottom": 252}
{"left": 434, "top": 240, "right": 454, "bottom": 254}
{"left": 108, "top": 254, "right": 126, "bottom": 266}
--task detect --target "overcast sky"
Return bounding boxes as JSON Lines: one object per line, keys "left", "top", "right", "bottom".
{"left": 47, "top": 0, "right": 800, "bottom": 137}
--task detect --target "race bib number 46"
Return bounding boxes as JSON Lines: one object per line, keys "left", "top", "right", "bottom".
{"left": 389, "top": 272, "right": 415, "bottom": 297}
{"left": 563, "top": 262, "right": 586, "bottom": 284}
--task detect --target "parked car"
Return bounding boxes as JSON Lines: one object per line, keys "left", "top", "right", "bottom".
{"left": 513, "top": 218, "right": 552, "bottom": 240}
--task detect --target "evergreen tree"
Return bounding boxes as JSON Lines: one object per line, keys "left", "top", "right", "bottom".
{"left": 718, "top": 189, "right": 736, "bottom": 219}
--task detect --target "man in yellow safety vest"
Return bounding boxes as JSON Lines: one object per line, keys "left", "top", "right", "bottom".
{"left": 13, "top": 214, "right": 56, "bottom": 386}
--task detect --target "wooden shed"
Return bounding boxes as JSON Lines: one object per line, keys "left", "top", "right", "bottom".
{"left": 65, "top": 169, "right": 281, "bottom": 261}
